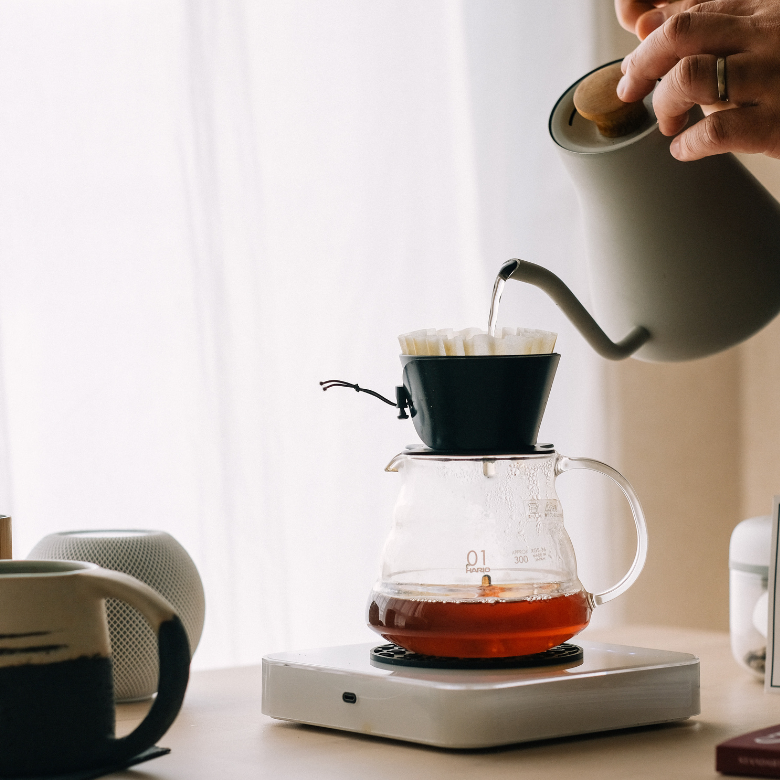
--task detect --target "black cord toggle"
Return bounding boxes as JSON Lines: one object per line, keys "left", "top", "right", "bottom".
{"left": 320, "top": 380, "right": 412, "bottom": 419}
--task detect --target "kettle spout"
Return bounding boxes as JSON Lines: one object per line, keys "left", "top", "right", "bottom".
{"left": 500, "top": 259, "right": 650, "bottom": 361}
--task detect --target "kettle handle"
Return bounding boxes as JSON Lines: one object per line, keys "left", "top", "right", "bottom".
{"left": 556, "top": 455, "right": 648, "bottom": 607}
{"left": 500, "top": 258, "right": 651, "bottom": 360}
{"left": 79, "top": 568, "right": 190, "bottom": 761}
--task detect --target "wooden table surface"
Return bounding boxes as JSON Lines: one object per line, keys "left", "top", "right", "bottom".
{"left": 109, "top": 625, "right": 780, "bottom": 779}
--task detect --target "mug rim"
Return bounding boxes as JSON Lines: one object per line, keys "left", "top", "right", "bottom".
{"left": 0, "top": 560, "right": 97, "bottom": 577}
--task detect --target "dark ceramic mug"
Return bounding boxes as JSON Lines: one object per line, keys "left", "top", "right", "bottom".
{"left": 0, "top": 560, "right": 190, "bottom": 777}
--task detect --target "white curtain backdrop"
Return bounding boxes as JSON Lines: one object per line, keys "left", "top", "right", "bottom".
{"left": 0, "top": 1, "right": 622, "bottom": 669}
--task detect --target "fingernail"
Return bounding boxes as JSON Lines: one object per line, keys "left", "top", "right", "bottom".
{"left": 617, "top": 76, "right": 627, "bottom": 100}
{"left": 670, "top": 137, "right": 681, "bottom": 158}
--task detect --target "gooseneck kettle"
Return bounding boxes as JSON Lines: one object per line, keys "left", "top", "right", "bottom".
{"left": 505, "top": 61, "right": 780, "bottom": 363}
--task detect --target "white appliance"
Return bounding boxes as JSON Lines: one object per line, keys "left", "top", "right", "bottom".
{"left": 262, "top": 639, "right": 699, "bottom": 748}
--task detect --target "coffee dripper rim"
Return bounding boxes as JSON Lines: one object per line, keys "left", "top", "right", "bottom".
{"left": 385, "top": 445, "right": 556, "bottom": 471}
{"left": 400, "top": 353, "right": 560, "bottom": 363}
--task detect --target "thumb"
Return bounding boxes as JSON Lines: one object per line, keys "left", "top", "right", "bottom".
{"left": 635, "top": 1, "right": 695, "bottom": 40}
{"left": 615, "top": 1, "right": 665, "bottom": 35}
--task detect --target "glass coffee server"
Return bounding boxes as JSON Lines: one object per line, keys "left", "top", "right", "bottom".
{"left": 367, "top": 444, "right": 647, "bottom": 658}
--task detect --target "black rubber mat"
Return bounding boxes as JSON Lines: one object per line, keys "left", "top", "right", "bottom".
{"left": 370, "top": 642, "right": 583, "bottom": 670}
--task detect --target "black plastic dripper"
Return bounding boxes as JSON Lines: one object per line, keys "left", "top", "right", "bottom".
{"left": 401, "top": 354, "right": 559, "bottom": 453}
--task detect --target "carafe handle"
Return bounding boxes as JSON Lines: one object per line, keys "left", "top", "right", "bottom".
{"left": 556, "top": 455, "right": 648, "bottom": 607}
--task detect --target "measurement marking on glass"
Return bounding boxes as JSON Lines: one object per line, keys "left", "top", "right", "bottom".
{"left": 466, "top": 549, "right": 490, "bottom": 573}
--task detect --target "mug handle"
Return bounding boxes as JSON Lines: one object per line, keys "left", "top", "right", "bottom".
{"left": 556, "top": 455, "right": 648, "bottom": 607}
{"left": 78, "top": 567, "right": 191, "bottom": 762}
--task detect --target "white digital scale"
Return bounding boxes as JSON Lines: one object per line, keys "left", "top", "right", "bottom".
{"left": 262, "top": 639, "right": 700, "bottom": 748}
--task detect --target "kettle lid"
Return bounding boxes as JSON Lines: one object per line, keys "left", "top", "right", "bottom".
{"left": 549, "top": 59, "right": 657, "bottom": 155}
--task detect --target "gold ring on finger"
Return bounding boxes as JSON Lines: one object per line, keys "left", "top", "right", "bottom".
{"left": 717, "top": 56, "right": 729, "bottom": 103}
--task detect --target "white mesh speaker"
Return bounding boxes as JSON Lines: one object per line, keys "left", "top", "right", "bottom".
{"left": 28, "top": 529, "right": 205, "bottom": 702}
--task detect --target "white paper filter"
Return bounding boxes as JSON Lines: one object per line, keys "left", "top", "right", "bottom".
{"left": 399, "top": 327, "right": 557, "bottom": 356}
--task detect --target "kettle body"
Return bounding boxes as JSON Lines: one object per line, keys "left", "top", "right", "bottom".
{"left": 548, "top": 62, "right": 780, "bottom": 362}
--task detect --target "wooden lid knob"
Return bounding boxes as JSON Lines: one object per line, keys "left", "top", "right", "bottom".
{"left": 573, "top": 63, "right": 649, "bottom": 138}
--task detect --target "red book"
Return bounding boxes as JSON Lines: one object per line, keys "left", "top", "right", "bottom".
{"left": 718, "top": 725, "right": 780, "bottom": 777}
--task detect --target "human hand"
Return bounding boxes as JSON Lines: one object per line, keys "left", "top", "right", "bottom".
{"left": 615, "top": 0, "right": 695, "bottom": 40}
{"left": 616, "top": 0, "right": 780, "bottom": 161}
